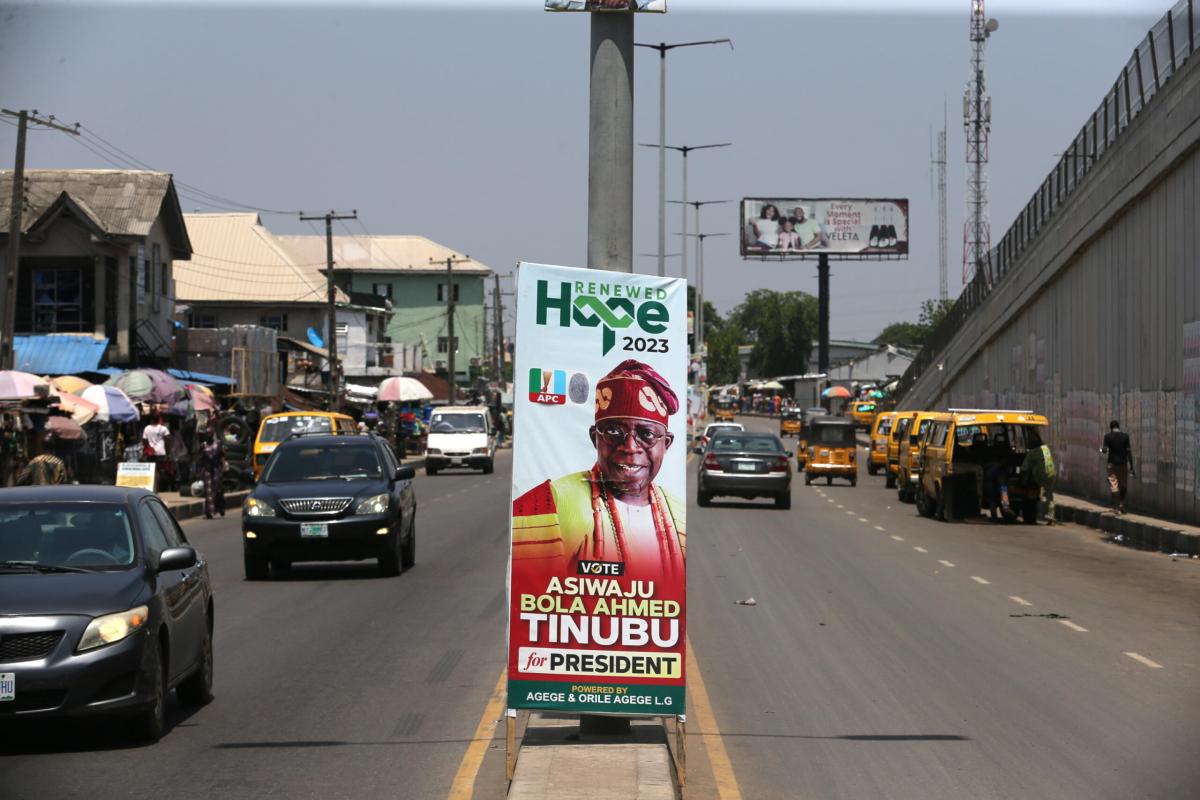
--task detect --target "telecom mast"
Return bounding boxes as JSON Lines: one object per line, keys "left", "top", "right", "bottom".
{"left": 963, "top": 1, "right": 998, "bottom": 286}
{"left": 934, "top": 112, "right": 948, "bottom": 301}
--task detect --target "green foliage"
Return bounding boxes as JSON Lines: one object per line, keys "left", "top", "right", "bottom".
{"left": 686, "top": 285, "right": 723, "bottom": 341}
{"left": 873, "top": 321, "right": 926, "bottom": 349}
{"left": 730, "top": 289, "right": 818, "bottom": 378}
{"left": 919, "top": 298, "right": 955, "bottom": 330}
{"left": 705, "top": 323, "right": 742, "bottom": 385}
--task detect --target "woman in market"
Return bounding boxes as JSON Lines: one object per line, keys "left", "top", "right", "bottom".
{"left": 195, "top": 428, "right": 227, "bottom": 519}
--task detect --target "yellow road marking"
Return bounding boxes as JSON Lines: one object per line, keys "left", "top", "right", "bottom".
{"left": 687, "top": 639, "right": 743, "bottom": 800}
{"left": 447, "top": 667, "right": 507, "bottom": 800}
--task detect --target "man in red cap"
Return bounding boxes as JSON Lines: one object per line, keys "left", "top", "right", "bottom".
{"left": 512, "top": 359, "right": 685, "bottom": 582}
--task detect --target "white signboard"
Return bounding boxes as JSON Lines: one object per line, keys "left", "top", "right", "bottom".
{"left": 116, "top": 462, "right": 156, "bottom": 491}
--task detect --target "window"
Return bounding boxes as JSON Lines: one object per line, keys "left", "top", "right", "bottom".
{"left": 136, "top": 502, "right": 170, "bottom": 560}
{"left": 373, "top": 282, "right": 393, "bottom": 300}
{"left": 259, "top": 314, "right": 288, "bottom": 332}
{"left": 148, "top": 501, "right": 187, "bottom": 548}
{"left": 32, "top": 268, "right": 84, "bottom": 332}
{"left": 437, "top": 283, "right": 459, "bottom": 302}
{"left": 437, "top": 336, "right": 459, "bottom": 354}
{"left": 192, "top": 313, "right": 217, "bottom": 329}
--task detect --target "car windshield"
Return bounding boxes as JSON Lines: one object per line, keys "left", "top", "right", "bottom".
{"left": 711, "top": 435, "right": 782, "bottom": 453}
{"left": 704, "top": 424, "right": 742, "bottom": 436}
{"left": 264, "top": 444, "right": 383, "bottom": 482}
{"left": 430, "top": 413, "right": 487, "bottom": 433}
{"left": 811, "top": 425, "right": 856, "bottom": 446}
{"left": 260, "top": 415, "right": 334, "bottom": 444}
{"left": 0, "top": 503, "right": 135, "bottom": 570}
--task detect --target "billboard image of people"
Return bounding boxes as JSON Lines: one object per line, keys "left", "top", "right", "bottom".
{"left": 545, "top": 0, "right": 667, "bottom": 11}
{"left": 741, "top": 198, "right": 909, "bottom": 258}
{"left": 508, "top": 262, "right": 686, "bottom": 716}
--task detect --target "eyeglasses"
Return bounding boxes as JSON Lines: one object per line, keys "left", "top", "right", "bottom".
{"left": 596, "top": 423, "right": 669, "bottom": 448}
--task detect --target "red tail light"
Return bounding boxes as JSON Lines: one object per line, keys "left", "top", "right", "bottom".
{"left": 703, "top": 454, "right": 721, "bottom": 470}
{"left": 771, "top": 456, "right": 789, "bottom": 472}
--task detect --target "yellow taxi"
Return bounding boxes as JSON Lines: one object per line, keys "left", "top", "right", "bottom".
{"left": 848, "top": 400, "right": 878, "bottom": 430}
{"left": 885, "top": 411, "right": 917, "bottom": 489}
{"left": 253, "top": 411, "right": 357, "bottom": 479}
{"left": 803, "top": 415, "right": 858, "bottom": 487}
{"left": 714, "top": 398, "right": 737, "bottom": 422}
{"left": 779, "top": 408, "right": 802, "bottom": 438}
{"left": 867, "top": 411, "right": 897, "bottom": 476}
{"left": 916, "top": 410, "right": 1050, "bottom": 523}
{"left": 896, "top": 411, "right": 952, "bottom": 503}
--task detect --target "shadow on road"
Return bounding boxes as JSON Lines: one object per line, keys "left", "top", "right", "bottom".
{"left": 261, "top": 562, "right": 395, "bottom": 582}
{"left": 0, "top": 696, "right": 204, "bottom": 753}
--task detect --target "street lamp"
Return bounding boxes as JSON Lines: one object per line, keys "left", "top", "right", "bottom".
{"left": 633, "top": 39, "right": 733, "bottom": 278}
{"left": 681, "top": 231, "right": 729, "bottom": 355}
{"left": 641, "top": 142, "right": 731, "bottom": 284}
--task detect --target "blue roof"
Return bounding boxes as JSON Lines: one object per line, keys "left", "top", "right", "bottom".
{"left": 167, "top": 368, "right": 237, "bottom": 387}
{"left": 13, "top": 335, "right": 109, "bottom": 375}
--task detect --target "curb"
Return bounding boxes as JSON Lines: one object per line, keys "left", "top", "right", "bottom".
{"left": 1053, "top": 502, "right": 1200, "bottom": 556}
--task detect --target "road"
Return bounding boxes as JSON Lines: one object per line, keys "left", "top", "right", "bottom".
{"left": 684, "top": 416, "right": 1200, "bottom": 800}
{"left": 3, "top": 422, "right": 1198, "bottom": 800}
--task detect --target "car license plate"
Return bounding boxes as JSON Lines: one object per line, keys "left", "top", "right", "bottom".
{"left": 0, "top": 673, "right": 13, "bottom": 702}
{"left": 451, "top": 457, "right": 463, "bottom": 465}
{"left": 737, "top": 462, "right": 756, "bottom": 472}
{"left": 300, "top": 523, "right": 328, "bottom": 538}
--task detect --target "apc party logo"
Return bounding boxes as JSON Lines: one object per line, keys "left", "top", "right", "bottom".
{"left": 529, "top": 369, "right": 590, "bottom": 406}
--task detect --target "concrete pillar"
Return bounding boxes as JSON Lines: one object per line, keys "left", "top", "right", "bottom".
{"left": 587, "top": 12, "right": 634, "bottom": 274}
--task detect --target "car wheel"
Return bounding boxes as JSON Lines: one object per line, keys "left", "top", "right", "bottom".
{"left": 244, "top": 550, "right": 269, "bottom": 581}
{"left": 425, "top": 464, "right": 439, "bottom": 476}
{"left": 826, "top": 476, "right": 832, "bottom": 486}
{"left": 804, "top": 475, "right": 812, "bottom": 486}
{"left": 483, "top": 459, "right": 494, "bottom": 475}
{"left": 177, "top": 615, "right": 214, "bottom": 707}
{"left": 885, "top": 472, "right": 896, "bottom": 489}
{"left": 379, "top": 533, "right": 401, "bottom": 577}
{"left": 775, "top": 492, "right": 791, "bottom": 510}
{"left": 867, "top": 463, "right": 877, "bottom": 476}
{"left": 129, "top": 641, "right": 166, "bottom": 743}
{"left": 401, "top": 517, "right": 416, "bottom": 570}
{"left": 697, "top": 491, "right": 712, "bottom": 507}
{"left": 850, "top": 477, "right": 857, "bottom": 487}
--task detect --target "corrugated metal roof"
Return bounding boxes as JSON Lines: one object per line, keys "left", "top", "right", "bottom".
{"left": 13, "top": 335, "right": 110, "bottom": 375}
{"left": 167, "top": 368, "right": 237, "bottom": 386}
{"left": 0, "top": 169, "right": 172, "bottom": 238}
{"left": 178, "top": 213, "right": 349, "bottom": 305}
{"left": 278, "top": 234, "right": 491, "bottom": 275}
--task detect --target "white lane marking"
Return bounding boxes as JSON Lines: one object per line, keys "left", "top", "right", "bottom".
{"left": 913, "top": 546, "right": 928, "bottom": 553}
{"left": 1124, "top": 652, "right": 1163, "bottom": 669}
{"left": 873, "top": 525, "right": 886, "bottom": 532}
{"left": 890, "top": 535, "right": 905, "bottom": 542}
{"left": 845, "top": 510, "right": 857, "bottom": 516}
{"left": 1059, "top": 620, "right": 1088, "bottom": 633}
{"left": 827, "top": 499, "right": 835, "bottom": 504}
{"left": 836, "top": 504, "right": 845, "bottom": 509}
{"left": 970, "top": 576, "right": 991, "bottom": 585}
{"left": 938, "top": 560, "right": 955, "bottom": 568}
{"left": 857, "top": 517, "right": 869, "bottom": 523}
{"left": 1009, "top": 596, "right": 1033, "bottom": 606}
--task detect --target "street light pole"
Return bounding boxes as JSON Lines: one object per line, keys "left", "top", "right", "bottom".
{"left": 640, "top": 142, "right": 731, "bottom": 283}
{"left": 670, "top": 200, "right": 729, "bottom": 352}
{"left": 633, "top": 39, "right": 732, "bottom": 278}
{"left": 683, "top": 231, "right": 729, "bottom": 356}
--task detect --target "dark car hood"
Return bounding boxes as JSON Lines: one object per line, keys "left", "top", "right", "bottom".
{"left": 254, "top": 479, "right": 389, "bottom": 502}
{"left": 0, "top": 569, "right": 147, "bottom": 617}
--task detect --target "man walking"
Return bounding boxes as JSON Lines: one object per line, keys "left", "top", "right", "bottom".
{"left": 1100, "top": 420, "right": 1135, "bottom": 514}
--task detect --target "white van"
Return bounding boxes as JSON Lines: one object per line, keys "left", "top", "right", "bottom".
{"left": 425, "top": 406, "right": 495, "bottom": 475}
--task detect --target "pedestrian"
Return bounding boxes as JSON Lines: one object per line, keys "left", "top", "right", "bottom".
{"left": 1021, "top": 429, "right": 1057, "bottom": 525}
{"left": 142, "top": 414, "right": 170, "bottom": 492}
{"left": 195, "top": 429, "right": 226, "bottom": 519}
{"left": 17, "top": 434, "right": 69, "bottom": 486}
{"left": 1100, "top": 419, "right": 1135, "bottom": 513}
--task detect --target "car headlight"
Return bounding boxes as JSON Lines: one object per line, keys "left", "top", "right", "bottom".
{"left": 78, "top": 605, "right": 149, "bottom": 652}
{"left": 427, "top": 448, "right": 442, "bottom": 455}
{"left": 245, "top": 497, "right": 276, "bottom": 517}
{"left": 472, "top": 447, "right": 489, "bottom": 455}
{"left": 355, "top": 493, "right": 390, "bottom": 515}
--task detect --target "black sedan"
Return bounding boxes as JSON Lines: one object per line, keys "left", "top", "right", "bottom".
{"left": 0, "top": 486, "right": 213, "bottom": 742}
{"left": 697, "top": 432, "right": 793, "bottom": 509}
{"left": 244, "top": 433, "right": 417, "bottom": 579}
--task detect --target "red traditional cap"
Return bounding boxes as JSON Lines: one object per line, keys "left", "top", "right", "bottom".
{"left": 594, "top": 359, "right": 678, "bottom": 426}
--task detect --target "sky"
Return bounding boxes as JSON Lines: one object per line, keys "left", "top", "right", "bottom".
{"left": 0, "top": 0, "right": 1162, "bottom": 341}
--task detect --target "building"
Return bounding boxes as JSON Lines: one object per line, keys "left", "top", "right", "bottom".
{"left": 175, "top": 213, "right": 391, "bottom": 392}
{"left": 277, "top": 234, "right": 491, "bottom": 390}
{"left": 0, "top": 169, "right": 191, "bottom": 368}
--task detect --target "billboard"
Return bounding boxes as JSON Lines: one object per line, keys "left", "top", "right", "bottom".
{"left": 545, "top": 0, "right": 666, "bottom": 11}
{"left": 741, "top": 198, "right": 909, "bottom": 259}
{"left": 508, "top": 261, "right": 687, "bottom": 716}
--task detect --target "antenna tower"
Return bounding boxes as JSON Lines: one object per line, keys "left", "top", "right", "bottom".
{"left": 963, "top": 0, "right": 996, "bottom": 286}
{"left": 935, "top": 109, "right": 948, "bottom": 301}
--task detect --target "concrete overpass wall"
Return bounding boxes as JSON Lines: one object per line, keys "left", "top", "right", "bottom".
{"left": 902, "top": 43, "right": 1200, "bottom": 524}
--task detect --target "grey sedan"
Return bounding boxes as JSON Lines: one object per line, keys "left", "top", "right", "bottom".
{"left": 697, "top": 432, "right": 792, "bottom": 509}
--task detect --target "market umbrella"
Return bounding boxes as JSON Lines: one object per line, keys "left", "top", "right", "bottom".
{"left": 186, "top": 383, "right": 218, "bottom": 413}
{"left": 869, "top": 390, "right": 885, "bottom": 399}
{"left": 0, "top": 370, "right": 48, "bottom": 400}
{"left": 48, "top": 375, "right": 94, "bottom": 395}
{"left": 377, "top": 376, "right": 434, "bottom": 402}
{"left": 105, "top": 369, "right": 185, "bottom": 405}
{"left": 81, "top": 384, "right": 140, "bottom": 423}
{"left": 45, "top": 415, "right": 85, "bottom": 441}
{"left": 821, "top": 385, "right": 852, "bottom": 399}
{"left": 50, "top": 390, "right": 101, "bottom": 426}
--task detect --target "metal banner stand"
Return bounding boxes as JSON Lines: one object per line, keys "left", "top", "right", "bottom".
{"left": 506, "top": 708, "right": 518, "bottom": 780}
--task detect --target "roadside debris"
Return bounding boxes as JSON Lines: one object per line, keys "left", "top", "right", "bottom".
{"left": 735, "top": 597, "right": 758, "bottom": 606}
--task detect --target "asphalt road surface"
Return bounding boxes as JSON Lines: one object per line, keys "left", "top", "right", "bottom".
{"left": 0, "top": 455, "right": 515, "bottom": 800}
{"left": 683, "top": 415, "right": 1200, "bottom": 800}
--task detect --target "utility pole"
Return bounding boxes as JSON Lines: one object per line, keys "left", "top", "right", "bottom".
{"left": 633, "top": 39, "right": 733, "bottom": 278}
{"left": 1, "top": 109, "right": 79, "bottom": 370}
{"left": 432, "top": 254, "right": 472, "bottom": 405}
{"left": 493, "top": 274, "right": 504, "bottom": 384}
{"left": 300, "top": 209, "right": 356, "bottom": 411}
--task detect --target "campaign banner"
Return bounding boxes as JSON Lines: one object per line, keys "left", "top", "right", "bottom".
{"left": 741, "top": 197, "right": 909, "bottom": 258}
{"left": 545, "top": 0, "right": 666, "bottom": 11}
{"left": 508, "top": 262, "right": 687, "bottom": 716}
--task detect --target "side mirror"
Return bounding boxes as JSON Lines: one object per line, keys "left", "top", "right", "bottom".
{"left": 395, "top": 465, "right": 416, "bottom": 481}
{"left": 157, "top": 546, "right": 197, "bottom": 572}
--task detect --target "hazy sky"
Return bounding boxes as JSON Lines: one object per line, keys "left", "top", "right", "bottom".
{"left": 0, "top": 1, "right": 1160, "bottom": 340}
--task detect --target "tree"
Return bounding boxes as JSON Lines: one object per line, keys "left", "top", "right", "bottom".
{"left": 919, "top": 298, "right": 955, "bottom": 331}
{"left": 686, "top": 285, "right": 723, "bottom": 342}
{"left": 731, "top": 289, "right": 818, "bottom": 378}
{"left": 705, "top": 322, "right": 742, "bottom": 385}
{"left": 873, "top": 321, "right": 926, "bottom": 349}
